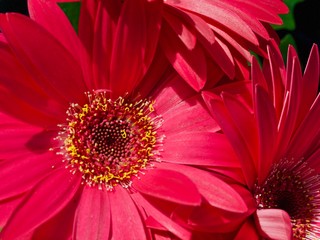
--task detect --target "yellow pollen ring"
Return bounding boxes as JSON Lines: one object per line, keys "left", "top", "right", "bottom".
{"left": 59, "top": 92, "right": 159, "bottom": 189}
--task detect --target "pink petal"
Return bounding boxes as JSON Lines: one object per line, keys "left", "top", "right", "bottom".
{"left": 202, "top": 91, "right": 257, "bottom": 189}
{"left": 153, "top": 74, "right": 201, "bottom": 115}
{"left": 185, "top": 203, "right": 247, "bottom": 233}
{"left": 0, "top": 92, "right": 58, "bottom": 127}
{"left": 165, "top": 0, "right": 258, "bottom": 45}
{"left": 78, "top": 0, "right": 98, "bottom": 54}
{"left": 73, "top": 186, "right": 111, "bottom": 239}
{"left": 163, "top": 11, "right": 196, "bottom": 50}
{"left": 0, "top": 120, "right": 56, "bottom": 159}
{"left": 0, "top": 168, "right": 81, "bottom": 239}
{"left": 0, "top": 42, "right": 66, "bottom": 122}
{"left": 287, "top": 94, "right": 320, "bottom": 158}
{"left": 135, "top": 48, "right": 170, "bottom": 98}
{"left": 108, "top": 187, "right": 147, "bottom": 239}
{"left": 234, "top": 219, "right": 260, "bottom": 240}
{"left": 209, "top": 24, "right": 251, "bottom": 61}
{"left": 200, "top": 33, "right": 235, "bottom": 79}
{"left": 28, "top": 0, "right": 89, "bottom": 70}
{"left": 0, "top": 152, "right": 62, "bottom": 200}
{"left": 254, "top": 85, "right": 277, "bottom": 184}
{"left": 219, "top": 0, "right": 284, "bottom": 25}
{"left": 133, "top": 168, "right": 201, "bottom": 206}
{"left": 251, "top": 56, "right": 268, "bottom": 92}
{"left": 32, "top": 192, "right": 80, "bottom": 240}
{"left": 0, "top": 13, "right": 88, "bottom": 104}
{"left": 160, "top": 22, "right": 206, "bottom": 91}
{"left": 166, "top": 6, "right": 215, "bottom": 45}
{"left": 131, "top": 193, "right": 192, "bottom": 240}
{"left": 143, "top": 0, "right": 163, "bottom": 69}
{"left": 221, "top": 92, "right": 258, "bottom": 169}
{"left": 160, "top": 94, "right": 220, "bottom": 135}
{"left": 277, "top": 56, "right": 305, "bottom": 158}
{"left": 301, "top": 44, "right": 320, "bottom": 116}
{"left": 90, "top": 0, "right": 118, "bottom": 90}
{"left": 265, "top": 44, "right": 285, "bottom": 117}
{"left": 158, "top": 163, "right": 248, "bottom": 213}
{"left": 162, "top": 132, "right": 240, "bottom": 167}
{"left": 254, "top": 209, "right": 292, "bottom": 240}
{"left": 145, "top": 216, "right": 167, "bottom": 231}
{"left": 110, "top": 0, "right": 146, "bottom": 98}
{"left": 0, "top": 195, "right": 25, "bottom": 227}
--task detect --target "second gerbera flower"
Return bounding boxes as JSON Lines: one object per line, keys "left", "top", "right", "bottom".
{"left": 204, "top": 43, "right": 320, "bottom": 239}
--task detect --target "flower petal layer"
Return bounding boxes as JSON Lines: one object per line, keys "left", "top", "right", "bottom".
{"left": 133, "top": 168, "right": 201, "bottom": 206}
{"left": 0, "top": 168, "right": 81, "bottom": 239}
{"left": 254, "top": 209, "right": 292, "bottom": 240}
{"left": 73, "top": 186, "right": 111, "bottom": 240}
{"left": 109, "top": 187, "right": 147, "bottom": 239}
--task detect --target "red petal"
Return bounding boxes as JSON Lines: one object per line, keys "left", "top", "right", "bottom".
{"left": 109, "top": 187, "right": 147, "bottom": 239}
{"left": 0, "top": 13, "right": 88, "bottom": 104}
{"left": 158, "top": 163, "right": 248, "bottom": 213}
{"left": 32, "top": 192, "right": 80, "bottom": 240}
{"left": 234, "top": 219, "right": 260, "bottom": 240}
{"left": 162, "top": 132, "right": 240, "bottom": 167}
{"left": 199, "top": 34, "right": 235, "bottom": 79}
{"left": 143, "top": 0, "right": 163, "bottom": 69}
{"left": 0, "top": 42, "right": 66, "bottom": 122}
{"left": 73, "top": 186, "right": 111, "bottom": 239}
{"left": 165, "top": 0, "right": 258, "bottom": 45}
{"left": 78, "top": 0, "right": 98, "bottom": 54}
{"left": 153, "top": 75, "right": 200, "bottom": 115}
{"left": 90, "top": 1, "right": 117, "bottom": 90}
{"left": 0, "top": 168, "right": 81, "bottom": 239}
{"left": 221, "top": 92, "right": 258, "bottom": 169}
{"left": 160, "top": 94, "right": 219, "bottom": 135}
{"left": 0, "top": 119, "right": 56, "bottom": 159}
{"left": 287, "top": 94, "right": 320, "bottom": 157}
{"left": 301, "top": 44, "right": 319, "bottom": 116}
{"left": 254, "top": 85, "right": 277, "bottom": 184}
{"left": 202, "top": 91, "right": 257, "bottom": 189}
{"left": 160, "top": 22, "right": 206, "bottom": 91}
{"left": 254, "top": 209, "right": 292, "bottom": 240}
{"left": 28, "top": 0, "right": 88, "bottom": 68}
{"left": 163, "top": 11, "right": 196, "bottom": 50}
{"left": 133, "top": 168, "right": 201, "bottom": 206}
{"left": 110, "top": 0, "right": 146, "bottom": 98}
{"left": 0, "top": 153, "right": 62, "bottom": 200}
{"left": 131, "top": 193, "right": 192, "bottom": 240}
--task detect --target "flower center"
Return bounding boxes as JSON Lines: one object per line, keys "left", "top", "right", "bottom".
{"left": 55, "top": 91, "right": 163, "bottom": 190}
{"left": 254, "top": 159, "right": 320, "bottom": 239}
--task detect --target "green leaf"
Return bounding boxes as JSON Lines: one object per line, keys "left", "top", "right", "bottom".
{"left": 279, "top": 33, "right": 297, "bottom": 61}
{"left": 273, "top": 0, "right": 304, "bottom": 31}
{"left": 58, "top": 1, "right": 81, "bottom": 33}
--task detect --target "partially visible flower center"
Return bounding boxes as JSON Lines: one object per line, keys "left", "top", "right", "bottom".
{"left": 254, "top": 159, "right": 320, "bottom": 239}
{"left": 54, "top": 91, "right": 163, "bottom": 190}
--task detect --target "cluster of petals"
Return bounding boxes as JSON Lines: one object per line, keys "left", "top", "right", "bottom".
{"left": 161, "top": 0, "right": 288, "bottom": 90}
{"left": 0, "top": 0, "right": 267, "bottom": 239}
{"left": 63, "top": 0, "right": 289, "bottom": 91}
{"left": 204, "top": 42, "right": 320, "bottom": 239}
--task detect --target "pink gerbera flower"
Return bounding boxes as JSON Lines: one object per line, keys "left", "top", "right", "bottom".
{"left": 0, "top": 0, "right": 247, "bottom": 239}
{"left": 204, "top": 43, "right": 320, "bottom": 239}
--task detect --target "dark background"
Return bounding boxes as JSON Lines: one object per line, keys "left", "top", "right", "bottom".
{"left": 0, "top": 0, "right": 319, "bottom": 66}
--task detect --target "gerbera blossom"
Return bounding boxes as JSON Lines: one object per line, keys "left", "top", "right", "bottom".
{"left": 0, "top": 0, "right": 248, "bottom": 239}
{"left": 204, "top": 42, "right": 320, "bottom": 239}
